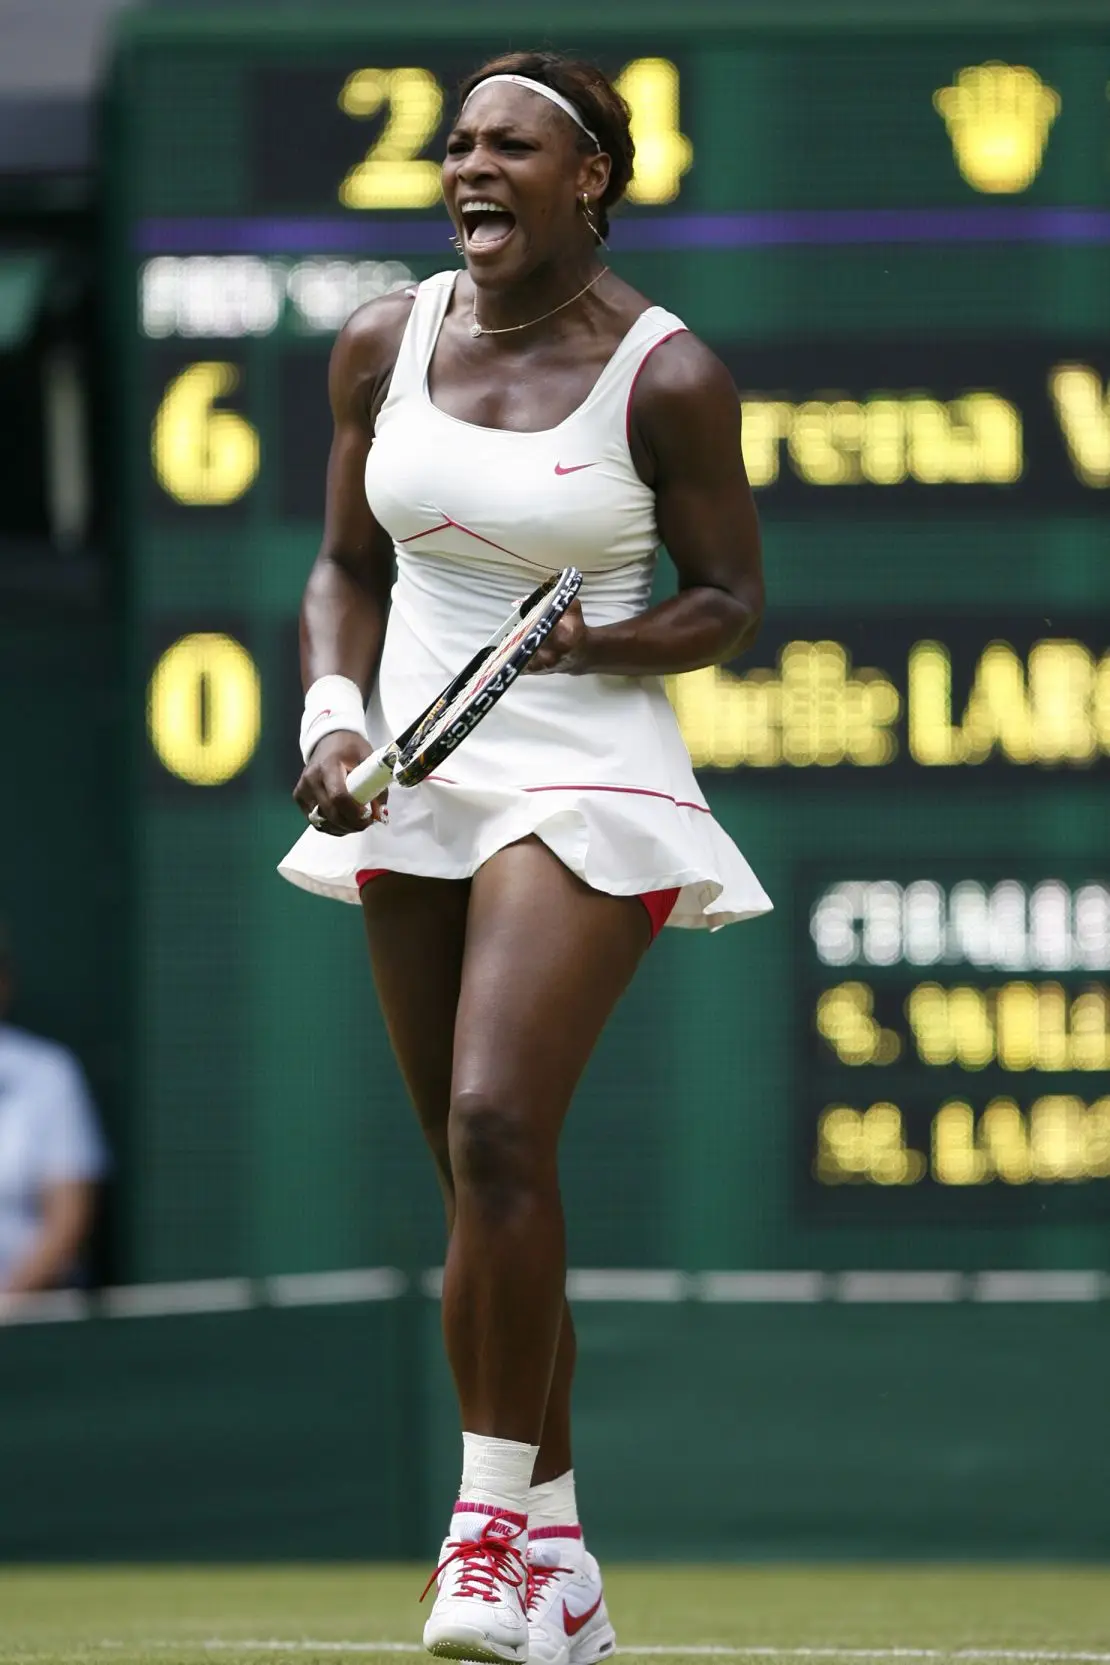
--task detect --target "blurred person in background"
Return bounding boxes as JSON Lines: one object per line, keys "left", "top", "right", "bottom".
{"left": 0, "top": 920, "right": 109, "bottom": 1312}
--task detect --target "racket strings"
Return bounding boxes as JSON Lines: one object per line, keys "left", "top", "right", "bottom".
{"left": 407, "top": 599, "right": 551, "bottom": 755}
{"left": 387, "top": 567, "right": 581, "bottom": 788}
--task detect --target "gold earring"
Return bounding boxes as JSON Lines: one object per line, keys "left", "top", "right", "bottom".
{"left": 580, "top": 194, "right": 605, "bottom": 246}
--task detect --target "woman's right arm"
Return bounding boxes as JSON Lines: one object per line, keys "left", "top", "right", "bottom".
{"left": 292, "top": 293, "right": 413, "bottom": 834}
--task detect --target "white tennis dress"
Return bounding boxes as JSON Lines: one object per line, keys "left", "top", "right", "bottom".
{"left": 278, "top": 271, "right": 772, "bottom": 931}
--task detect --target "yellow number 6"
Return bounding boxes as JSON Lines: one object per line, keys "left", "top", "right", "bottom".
{"left": 152, "top": 363, "right": 260, "bottom": 506}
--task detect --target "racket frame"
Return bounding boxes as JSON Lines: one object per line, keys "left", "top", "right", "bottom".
{"left": 346, "top": 566, "right": 582, "bottom": 806}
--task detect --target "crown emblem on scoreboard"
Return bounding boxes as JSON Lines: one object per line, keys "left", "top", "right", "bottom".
{"left": 933, "top": 62, "right": 1060, "bottom": 194}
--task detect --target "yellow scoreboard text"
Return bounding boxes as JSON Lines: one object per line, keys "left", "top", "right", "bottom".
{"left": 337, "top": 58, "right": 691, "bottom": 211}
{"left": 817, "top": 978, "right": 1110, "bottom": 1072}
{"left": 815, "top": 1095, "right": 1110, "bottom": 1187}
{"left": 669, "top": 637, "right": 1110, "bottom": 770}
{"left": 145, "top": 633, "right": 1110, "bottom": 785}
{"left": 148, "top": 359, "right": 1110, "bottom": 505}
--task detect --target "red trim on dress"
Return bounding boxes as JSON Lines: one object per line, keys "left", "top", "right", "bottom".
{"left": 397, "top": 519, "right": 453, "bottom": 544}
{"left": 625, "top": 327, "right": 687, "bottom": 452}
{"left": 523, "top": 781, "right": 710, "bottom": 814}
{"left": 398, "top": 515, "right": 521, "bottom": 562}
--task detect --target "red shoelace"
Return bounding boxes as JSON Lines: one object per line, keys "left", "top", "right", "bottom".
{"left": 525, "top": 1561, "right": 569, "bottom": 1616}
{"left": 421, "top": 1519, "right": 527, "bottom": 1606}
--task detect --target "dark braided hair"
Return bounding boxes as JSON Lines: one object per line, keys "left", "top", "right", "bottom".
{"left": 456, "top": 50, "right": 635, "bottom": 240}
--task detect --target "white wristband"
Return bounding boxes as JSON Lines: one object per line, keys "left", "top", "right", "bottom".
{"left": 299, "top": 675, "right": 369, "bottom": 764}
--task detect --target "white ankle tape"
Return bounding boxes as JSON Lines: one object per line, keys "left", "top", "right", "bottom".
{"left": 460, "top": 1431, "right": 539, "bottom": 1516}
{"left": 528, "top": 1468, "right": 579, "bottom": 1531}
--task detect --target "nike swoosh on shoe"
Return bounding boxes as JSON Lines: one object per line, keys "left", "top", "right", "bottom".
{"left": 562, "top": 1594, "right": 604, "bottom": 1637}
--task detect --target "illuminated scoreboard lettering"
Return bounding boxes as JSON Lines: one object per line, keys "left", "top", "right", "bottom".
{"left": 251, "top": 56, "right": 691, "bottom": 213}
{"left": 146, "top": 632, "right": 262, "bottom": 786}
{"left": 671, "top": 617, "right": 1110, "bottom": 772}
{"left": 810, "top": 878, "right": 1110, "bottom": 970}
{"left": 140, "top": 258, "right": 419, "bottom": 340}
{"left": 804, "top": 874, "right": 1110, "bottom": 1210}
{"left": 136, "top": 313, "right": 1110, "bottom": 520}
{"left": 717, "top": 340, "right": 1110, "bottom": 511}
{"left": 107, "top": 9, "right": 1110, "bottom": 1280}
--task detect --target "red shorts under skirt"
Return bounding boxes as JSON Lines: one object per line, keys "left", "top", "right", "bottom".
{"left": 355, "top": 869, "right": 679, "bottom": 942}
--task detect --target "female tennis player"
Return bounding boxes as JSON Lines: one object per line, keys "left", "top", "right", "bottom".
{"left": 279, "top": 49, "right": 770, "bottom": 1665}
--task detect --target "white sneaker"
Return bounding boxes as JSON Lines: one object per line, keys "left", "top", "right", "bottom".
{"left": 526, "top": 1531, "right": 617, "bottom": 1665}
{"left": 422, "top": 1507, "right": 530, "bottom": 1663}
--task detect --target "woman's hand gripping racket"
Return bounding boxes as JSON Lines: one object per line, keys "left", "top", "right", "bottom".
{"left": 307, "top": 566, "right": 582, "bottom": 831}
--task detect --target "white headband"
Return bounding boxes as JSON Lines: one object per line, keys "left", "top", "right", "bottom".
{"left": 461, "top": 73, "right": 600, "bottom": 148}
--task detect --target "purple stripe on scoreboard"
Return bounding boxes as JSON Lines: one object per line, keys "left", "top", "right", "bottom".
{"left": 134, "top": 206, "right": 1110, "bottom": 256}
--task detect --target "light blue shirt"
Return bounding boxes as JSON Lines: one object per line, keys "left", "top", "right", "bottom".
{"left": 0, "top": 1024, "right": 109, "bottom": 1281}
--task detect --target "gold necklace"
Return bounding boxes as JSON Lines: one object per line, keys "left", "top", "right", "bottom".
{"left": 470, "top": 267, "right": 609, "bottom": 338}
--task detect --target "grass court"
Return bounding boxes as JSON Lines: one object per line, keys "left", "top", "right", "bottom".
{"left": 3, "top": 1565, "right": 1109, "bottom": 1665}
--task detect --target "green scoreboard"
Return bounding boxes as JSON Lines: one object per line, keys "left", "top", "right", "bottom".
{"left": 107, "top": 3, "right": 1110, "bottom": 1284}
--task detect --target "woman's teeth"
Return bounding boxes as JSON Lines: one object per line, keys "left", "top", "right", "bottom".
{"left": 462, "top": 203, "right": 516, "bottom": 246}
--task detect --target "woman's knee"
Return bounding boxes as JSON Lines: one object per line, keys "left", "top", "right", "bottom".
{"left": 448, "top": 1087, "right": 551, "bottom": 1210}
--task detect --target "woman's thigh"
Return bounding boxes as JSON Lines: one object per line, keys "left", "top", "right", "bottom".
{"left": 360, "top": 871, "right": 471, "bottom": 1176}
{"left": 452, "top": 837, "right": 651, "bottom": 1136}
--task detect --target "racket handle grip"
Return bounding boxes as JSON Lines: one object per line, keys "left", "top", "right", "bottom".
{"left": 346, "top": 746, "right": 397, "bottom": 805}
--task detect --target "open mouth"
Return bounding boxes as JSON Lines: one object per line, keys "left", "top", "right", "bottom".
{"left": 459, "top": 201, "right": 518, "bottom": 253}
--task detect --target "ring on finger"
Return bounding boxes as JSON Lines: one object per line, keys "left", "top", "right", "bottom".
{"left": 308, "top": 807, "right": 327, "bottom": 829}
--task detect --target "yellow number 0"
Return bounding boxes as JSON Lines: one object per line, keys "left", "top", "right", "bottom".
{"left": 148, "top": 633, "right": 262, "bottom": 786}
{"left": 338, "top": 67, "right": 444, "bottom": 209}
{"left": 152, "top": 363, "right": 260, "bottom": 506}
{"left": 336, "top": 57, "right": 692, "bottom": 212}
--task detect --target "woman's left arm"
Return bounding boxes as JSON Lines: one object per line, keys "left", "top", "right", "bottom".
{"left": 530, "top": 334, "right": 763, "bottom": 676}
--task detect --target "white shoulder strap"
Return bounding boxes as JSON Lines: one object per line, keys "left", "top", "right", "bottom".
{"left": 573, "top": 305, "right": 688, "bottom": 425}
{"left": 378, "top": 271, "right": 456, "bottom": 416}
{"left": 613, "top": 306, "right": 688, "bottom": 378}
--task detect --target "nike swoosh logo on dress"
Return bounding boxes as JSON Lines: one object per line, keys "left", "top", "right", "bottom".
{"left": 563, "top": 1594, "right": 604, "bottom": 1636}
{"left": 554, "top": 462, "right": 597, "bottom": 475}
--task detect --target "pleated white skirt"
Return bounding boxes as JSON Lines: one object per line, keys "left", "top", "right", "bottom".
{"left": 278, "top": 561, "right": 772, "bottom": 932}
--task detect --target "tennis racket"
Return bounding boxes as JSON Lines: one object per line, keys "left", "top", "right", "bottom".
{"left": 343, "top": 565, "right": 583, "bottom": 807}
